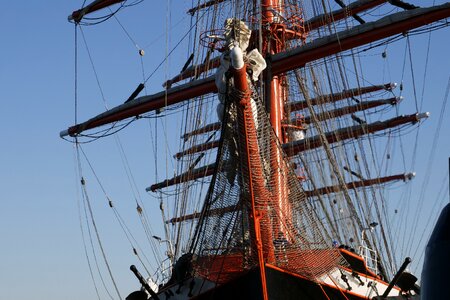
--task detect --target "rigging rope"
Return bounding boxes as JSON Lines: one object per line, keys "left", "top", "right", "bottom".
{"left": 408, "top": 75, "right": 450, "bottom": 256}
{"left": 74, "top": 142, "right": 102, "bottom": 300}
{"left": 76, "top": 145, "right": 122, "bottom": 299}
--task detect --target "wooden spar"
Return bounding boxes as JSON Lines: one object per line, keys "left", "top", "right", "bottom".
{"left": 304, "top": 173, "right": 413, "bottom": 197}
{"left": 182, "top": 122, "right": 221, "bottom": 140}
{"left": 174, "top": 140, "right": 220, "bottom": 159}
{"left": 343, "top": 166, "right": 365, "bottom": 179}
{"left": 163, "top": 57, "right": 221, "bottom": 89}
{"left": 286, "top": 83, "right": 396, "bottom": 112}
{"left": 154, "top": 110, "right": 418, "bottom": 191}
{"left": 174, "top": 112, "right": 427, "bottom": 159}
{"left": 333, "top": 0, "right": 366, "bottom": 24}
{"left": 301, "top": 97, "right": 401, "bottom": 124}
{"left": 166, "top": 172, "right": 412, "bottom": 224}
{"left": 157, "top": 110, "right": 420, "bottom": 189}
{"left": 60, "top": 76, "right": 216, "bottom": 137}
{"left": 306, "top": 0, "right": 388, "bottom": 30}
{"left": 272, "top": 3, "right": 450, "bottom": 74}
{"left": 182, "top": 96, "right": 399, "bottom": 142}
{"left": 60, "top": 4, "right": 450, "bottom": 137}
{"left": 187, "top": 0, "right": 228, "bottom": 15}
{"left": 174, "top": 98, "right": 405, "bottom": 159}
{"left": 164, "top": 0, "right": 388, "bottom": 88}
{"left": 283, "top": 112, "right": 429, "bottom": 157}
{"left": 166, "top": 204, "right": 238, "bottom": 224}
{"left": 147, "top": 163, "right": 215, "bottom": 192}
{"left": 69, "top": 0, "right": 125, "bottom": 22}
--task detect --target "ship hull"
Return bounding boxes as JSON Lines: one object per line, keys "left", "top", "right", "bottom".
{"left": 151, "top": 264, "right": 393, "bottom": 300}
{"left": 193, "top": 265, "right": 366, "bottom": 300}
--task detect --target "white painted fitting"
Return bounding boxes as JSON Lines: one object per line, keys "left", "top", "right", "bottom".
{"left": 391, "top": 96, "right": 403, "bottom": 105}
{"left": 404, "top": 172, "right": 416, "bottom": 181}
{"left": 60, "top": 129, "right": 69, "bottom": 138}
{"left": 417, "top": 112, "right": 430, "bottom": 120}
{"left": 230, "top": 46, "right": 244, "bottom": 70}
{"left": 389, "top": 82, "right": 398, "bottom": 90}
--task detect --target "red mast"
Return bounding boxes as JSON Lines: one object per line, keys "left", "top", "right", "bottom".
{"left": 231, "top": 50, "right": 271, "bottom": 300}
{"left": 256, "top": 2, "right": 294, "bottom": 297}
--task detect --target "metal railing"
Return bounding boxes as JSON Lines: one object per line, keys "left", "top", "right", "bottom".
{"left": 359, "top": 245, "right": 378, "bottom": 275}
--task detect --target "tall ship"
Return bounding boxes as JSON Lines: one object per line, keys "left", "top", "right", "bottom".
{"left": 60, "top": 0, "right": 450, "bottom": 299}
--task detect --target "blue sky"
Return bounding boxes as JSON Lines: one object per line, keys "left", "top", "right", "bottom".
{"left": 0, "top": 1, "right": 449, "bottom": 299}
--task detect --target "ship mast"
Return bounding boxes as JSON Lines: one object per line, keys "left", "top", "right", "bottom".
{"left": 62, "top": 1, "right": 450, "bottom": 293}
{"left": 259, "top": 2, "right": 288, "bottom": 297}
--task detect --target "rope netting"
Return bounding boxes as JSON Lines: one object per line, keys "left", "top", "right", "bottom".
{"left": 190, "top": 79, "right": 346, "bottom": 284}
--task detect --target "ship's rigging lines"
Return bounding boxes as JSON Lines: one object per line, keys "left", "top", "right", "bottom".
{"left": 175, "top": 83, "right": 398, "bottom": 141}
{"left": 164, "top": 172, "right": 414, "bottom": 224}
{"left": 179, "top": 97, "right": 399, "bottom": 143}
{"left": 170, "top": 111, "right": 426, "bottom": 160}
{"left": 406, "top": 75, "right": 450, "bottom": 265}
{"left": 286, "top": 82, "right": 396, "bottom": 111}
{"left": 69, "top": 0, "right": 145, "bottom": 24}
{"left": 63, "top": 0, "right": 450, "bottom": 297}
{"left": 164, "top": 0, "right": 393, "bottom": 88}
{"left": 61, "top": 2, "right": 450, "bottom": 138}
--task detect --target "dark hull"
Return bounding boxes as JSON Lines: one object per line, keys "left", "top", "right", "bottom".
{"left": 421, "top": 203, "right": 450, "bottom": 300}
{"left": 128, "top": 263, "right": 418, "bottom": 300}
{"left": 192, "top": 265, "right": 364, "bottom": 300}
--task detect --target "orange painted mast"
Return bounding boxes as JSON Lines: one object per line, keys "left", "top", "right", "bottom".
{"left": 231, "top": 52, "right": 270, "bottom": 300}
{"left": 254, "top": 2, "right": 313, "bottom": 262}
{"left": 261, "top": 0, "right": 295, "bottom": 258}
{"left": 263, "top": 0, "right": 285, "bottom": 140}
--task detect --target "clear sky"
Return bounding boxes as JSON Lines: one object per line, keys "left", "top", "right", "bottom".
{"left": 0, "top": 1, "right": 449, "bottom": 299}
